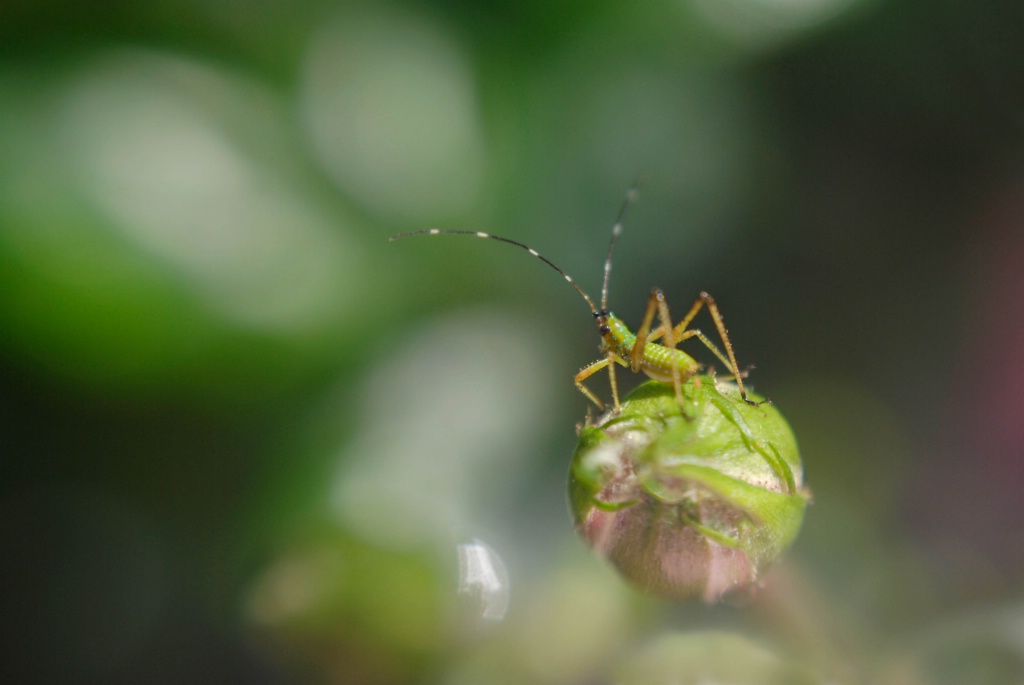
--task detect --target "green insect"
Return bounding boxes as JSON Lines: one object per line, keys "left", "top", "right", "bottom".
{"left": 392, "top": 189, "right": 807, "bottom": 602}
{"left": 390, "top": 188, "right": 760, "bottom": 414}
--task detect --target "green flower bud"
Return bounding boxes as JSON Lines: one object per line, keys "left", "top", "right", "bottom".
{"left": 569, "top": 377, "right": 808, "bottom": 602}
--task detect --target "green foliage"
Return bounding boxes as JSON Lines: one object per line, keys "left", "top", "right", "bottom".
{"left": 615, "top": 631, "right": 821, "bottom": 685}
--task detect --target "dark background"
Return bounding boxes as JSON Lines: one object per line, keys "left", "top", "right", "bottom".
{"left": 2, "top": 1, "right": 1024, "bottom": 683}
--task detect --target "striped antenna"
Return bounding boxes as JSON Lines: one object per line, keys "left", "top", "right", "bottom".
{"left": 600, "top": 180, "right": 642, "bottom": 311}
{"left": 388, "top": 229, "right": 599, "bottom": 313}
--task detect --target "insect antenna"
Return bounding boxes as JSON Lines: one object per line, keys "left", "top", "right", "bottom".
{"left": 600, "top": 181, "right": 642, "bottom": 311}
{"left": 389, "top": 229, "right": 599, "bottom": 314}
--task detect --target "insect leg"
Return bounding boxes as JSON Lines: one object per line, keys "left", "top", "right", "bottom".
{"left": 632, "top": 288, "right": 684, "bottom": 407}
{"left": 651, "top": 316, "right": 736, "bottom": 377}
{"left": 675, "top": 329, "right": 734, "bottom": 372}
{"left": 630, "top": 288, "right": 662, "bottom": 371}
{"left": 671, "top": 292, "right": 761, "bottom": 405}
{"left": 654, "top": 291, "right": 685, "bottom": 408}
{"left": 575, "top": 353, "right": 622, "bottom": 412}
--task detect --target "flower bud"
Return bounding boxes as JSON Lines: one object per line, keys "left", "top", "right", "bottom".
{"left": 569, "top": 377, "right": 808, "bottom": 602}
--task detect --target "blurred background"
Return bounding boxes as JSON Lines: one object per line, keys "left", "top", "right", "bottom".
{"left": 2, "top": 0, "right": 1023, "bottom": 683}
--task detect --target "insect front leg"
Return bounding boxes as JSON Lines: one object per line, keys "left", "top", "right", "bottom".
{"left": 575, "top": 353, "right": 623, "bottom": 413}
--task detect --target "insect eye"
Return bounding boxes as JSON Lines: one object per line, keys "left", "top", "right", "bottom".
{"left": 599, "top": 324, "right": 611, "bottom": 334}
{"left": 593, "top": 309, "right": 609, "bottom": 318}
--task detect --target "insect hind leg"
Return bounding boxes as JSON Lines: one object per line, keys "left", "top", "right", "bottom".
{"left": 669, "top": 291, "right": 763, "bottom": 406}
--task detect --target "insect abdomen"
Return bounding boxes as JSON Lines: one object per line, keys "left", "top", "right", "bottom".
{"left": 605, "top": 316, "right": 699, "bottom": 384}
{"left": 638, "top": 343, "right": 699, "bottom": 384}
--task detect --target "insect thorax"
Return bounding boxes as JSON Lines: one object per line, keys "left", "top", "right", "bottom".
{"left": 602, "top": 315, "right": 637, "bottom": 357}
